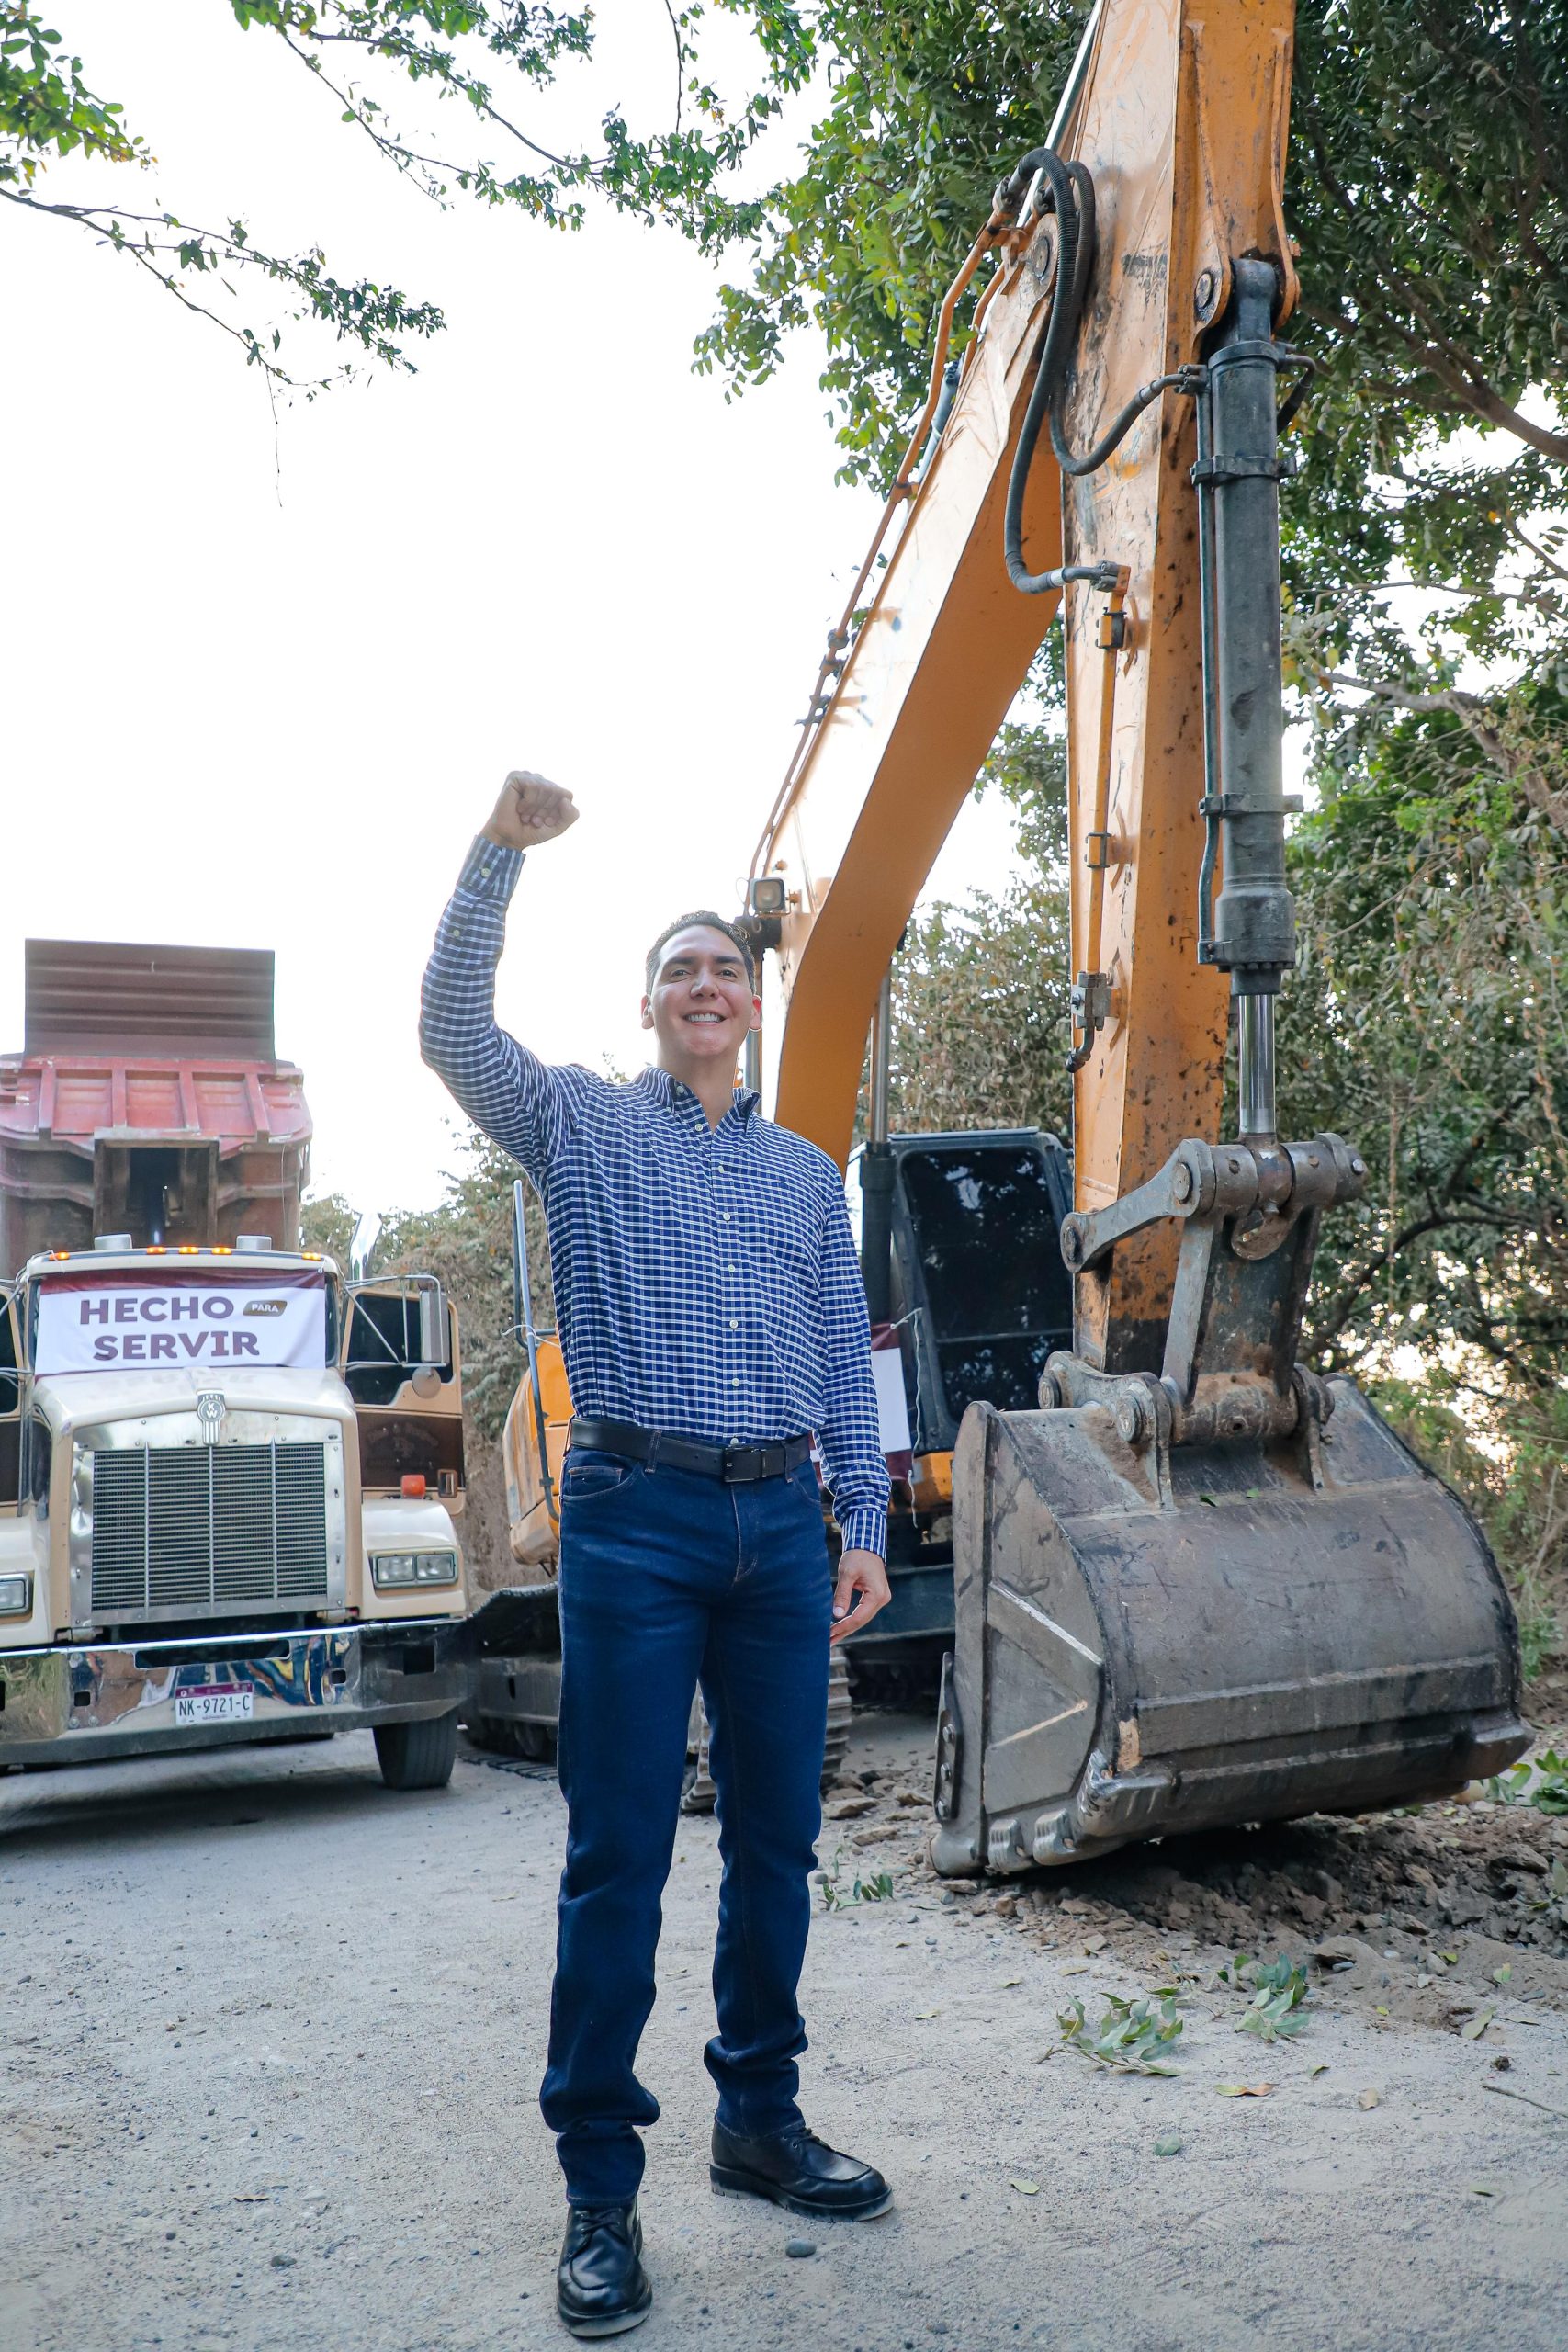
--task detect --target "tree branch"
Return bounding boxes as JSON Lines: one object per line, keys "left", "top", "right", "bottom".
{"left": 1507, "top": 518, "right": 1568, "bottom": 589}
{"left": 0, "top": 186, "right": 442, "bottom": 382}
{"left": 1298, "top": 116, "right": 1568, "bottom": 460}
{"left": 1313, "top": 670, "right": 1568, "bottom": 839}
{"left": 1402, "top": 337, "right": 1568, "bottom": 462}
{"left": 1307, "top": 1087, "right": 1536, "bottom": 1358}
{"left": 1309, "top": 1207, "right": 1504, "bottom": 1359}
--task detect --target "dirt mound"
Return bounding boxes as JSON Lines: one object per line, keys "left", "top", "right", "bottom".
{"left": 829, "top": 1723, "right": 1568, "bottom": 2034}
{"left": 1010, "top": 1798, "right": 1568, "bottom": 2024}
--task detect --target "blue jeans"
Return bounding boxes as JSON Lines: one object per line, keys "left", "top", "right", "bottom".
{"left": 538, "top": 1447, "right": 833, "bottom": 2205}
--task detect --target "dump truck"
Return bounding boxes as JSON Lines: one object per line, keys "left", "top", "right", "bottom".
{"left": 0, "top": 940, "right": 471, "bottom": 1791}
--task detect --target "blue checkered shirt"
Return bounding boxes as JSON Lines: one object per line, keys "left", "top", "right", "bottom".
{"left": 420, "top": 839, "right": 889, "bottom": 1557}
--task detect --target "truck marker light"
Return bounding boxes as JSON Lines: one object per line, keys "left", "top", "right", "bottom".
{"left": 0, "top": 1573, "right": 33, "bottom": 1615}
{"left": 400, "top": 1475, "right": 428, "bottom": 1499}
{"left": 177, "top": 1245, "right": 200, "bottom": 1256}
{"left": 146, "top": 1245, "right": 167, "bottom": 1254}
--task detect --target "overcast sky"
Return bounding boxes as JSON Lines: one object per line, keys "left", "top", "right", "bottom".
{"left": 3, "top": 3, "right": 1021, "bottom": 1218}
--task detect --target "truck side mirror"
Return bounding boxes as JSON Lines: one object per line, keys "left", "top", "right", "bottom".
{"left": 416, "top": 1281, "right": 450, "bottom": 1373}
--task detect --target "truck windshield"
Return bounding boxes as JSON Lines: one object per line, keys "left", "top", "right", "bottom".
{"left": 30, "top": 1267, "right": 330, "bottom": 1375}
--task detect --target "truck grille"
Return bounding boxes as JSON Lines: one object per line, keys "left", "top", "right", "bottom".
{"left": 90, "top": 1442, "right": 331, "bottom": 1615}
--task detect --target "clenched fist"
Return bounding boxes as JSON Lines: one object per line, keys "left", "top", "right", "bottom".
{"left": 483, "top": 770, "right": 580, "bottom": 852}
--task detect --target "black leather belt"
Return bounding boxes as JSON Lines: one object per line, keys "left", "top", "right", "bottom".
{"left": 569, "top": 1417, "right": 814, "bottom": 1485}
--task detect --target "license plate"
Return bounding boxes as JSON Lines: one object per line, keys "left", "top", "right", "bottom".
{"left": 174, "top": 1684, "right": 254, "bottom": 1725}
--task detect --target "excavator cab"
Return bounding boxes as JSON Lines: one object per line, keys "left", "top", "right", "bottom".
{"left": 861, "top": 1129, "right": 1074, "bottom": 1452}
{"left": 839, "top": 1128, "right": 1074, "bottom": 1688}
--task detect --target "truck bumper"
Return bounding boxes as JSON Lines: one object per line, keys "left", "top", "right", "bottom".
{"left": 0, "top": 1621, "right": 471, "bottom": 1769}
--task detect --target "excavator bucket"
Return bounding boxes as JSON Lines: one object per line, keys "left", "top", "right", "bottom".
{"left": 931, "top": 1379, "right": 1529, "bottom": 1874}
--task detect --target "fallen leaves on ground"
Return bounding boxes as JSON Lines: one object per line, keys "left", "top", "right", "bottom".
{"left": 1055, "top": 1990, "right": 1183, "bottom": 2075}
{"left": 1215, "top": 1953, "right": 1313, "bottom": 2043}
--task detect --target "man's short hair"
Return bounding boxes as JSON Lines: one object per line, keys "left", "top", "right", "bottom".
{"left": 645, "top": 911, "right": 757, "bottom": 993}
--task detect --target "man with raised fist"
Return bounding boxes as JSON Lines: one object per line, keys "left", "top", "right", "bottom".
{"left": 421, "top": 771, "right": 893, "bottom": 2337}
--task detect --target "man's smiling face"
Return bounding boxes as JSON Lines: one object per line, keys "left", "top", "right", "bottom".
{"left": 641, "top": 924, "right": 761, "bottom": 1077}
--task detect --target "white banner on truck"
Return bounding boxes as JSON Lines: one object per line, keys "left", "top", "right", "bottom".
{"left": 35, "top": 1272, "right": 327, "bottom": 1375}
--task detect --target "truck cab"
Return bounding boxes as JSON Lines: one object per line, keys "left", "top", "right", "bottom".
{"left": 0, "top": 941, "right": 471, "bottom": 1791}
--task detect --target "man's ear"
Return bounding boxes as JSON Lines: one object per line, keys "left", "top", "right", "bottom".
{"left": 749, "top": 994, "right": 762, "bottom": 1034}
{"left": 639, "top": 993, "right": 655, "bottom": 1032}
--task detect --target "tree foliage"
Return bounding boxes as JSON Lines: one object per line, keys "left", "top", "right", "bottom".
{"left": 867, "top": 724, "right": 1070, "bottom": 1139}
{"left": 694, "top": 1, "right": 1087, "bottom": 475}
{"left": 1, "top": 0, "right": 815, "bottom": 387}
{"left": 302, "top": 1125, "right": 549, "bottom": 1441}
{"left": 692, "top": 2, "right": 1568, "bottom": 662}
{"left": 1287, "top": 681, "right": 1568, "bottom": 1389}
{"left": 879, "top": 876, "right": 1069, "bottom": 1142}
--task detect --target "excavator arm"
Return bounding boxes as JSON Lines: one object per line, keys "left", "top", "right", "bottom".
{"left": 753, "top": 0, "right": 1290, "bottom": 1300}
{"left": 746, "top": 0, "right": 1529, "bottom": 1871}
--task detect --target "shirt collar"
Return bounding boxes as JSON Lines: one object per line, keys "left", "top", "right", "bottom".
{"left": 637, "top": 1066, "right": 760, "bottom": 1123}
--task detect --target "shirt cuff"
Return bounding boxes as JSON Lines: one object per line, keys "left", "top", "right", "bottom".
{"left": 456, "top": 836, "right": 525, "bottom": 901}
{"left": 837, "top": 1505, "right": 887, "bottom": 1560}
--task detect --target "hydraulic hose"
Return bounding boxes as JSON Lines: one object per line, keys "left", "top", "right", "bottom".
{"left": 1003, "top": 145, "right": 1203, "bottom": 594}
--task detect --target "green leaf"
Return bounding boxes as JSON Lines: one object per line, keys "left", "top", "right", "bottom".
{"left": 1057, "top": 1989, "right": 1185, "bottom": 2075}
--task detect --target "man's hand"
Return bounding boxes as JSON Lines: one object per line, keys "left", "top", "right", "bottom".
{"left": 483, "top": 770, "right": 580, "bottom": 852}
{"left": 829, "top": 1549, "right": 891, "bottom": 1647}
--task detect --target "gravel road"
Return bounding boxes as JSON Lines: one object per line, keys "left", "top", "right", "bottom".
{"left": 6, "top": 1715, "right": 1566, "bottom": 2352}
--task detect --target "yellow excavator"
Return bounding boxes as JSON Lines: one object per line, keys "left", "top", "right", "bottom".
{"left": 482, "top": 0, "right": 1529, "bottom": 1863}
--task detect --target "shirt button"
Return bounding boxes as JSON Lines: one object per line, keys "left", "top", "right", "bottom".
{"left": 729, "top": 1319, "right": 739, "bottom": 1329}
{"left": 721, "top": 1212, "right": 731, "bottom": 1221}
{"left": 732, "top": 1377, "right": 740, "bottom": 1388}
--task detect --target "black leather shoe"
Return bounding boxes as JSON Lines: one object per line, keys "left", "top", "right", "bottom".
{"left": 709, "top": 2121, "right": 893, "bottom": 2221}
{"left": 556, "top": 2201, "right": 652, "bottom": 2339}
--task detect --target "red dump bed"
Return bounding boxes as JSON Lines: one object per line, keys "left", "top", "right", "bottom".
{"left": 0, "top": 942, "right": 312, "bottom": 1271}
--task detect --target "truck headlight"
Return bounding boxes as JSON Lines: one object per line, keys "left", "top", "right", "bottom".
{"left": 369, "top": 1550, "right": 458, "bottom": 1590}
{"left": 0, "top": 1573, "right": 33, "bottom": 1615}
